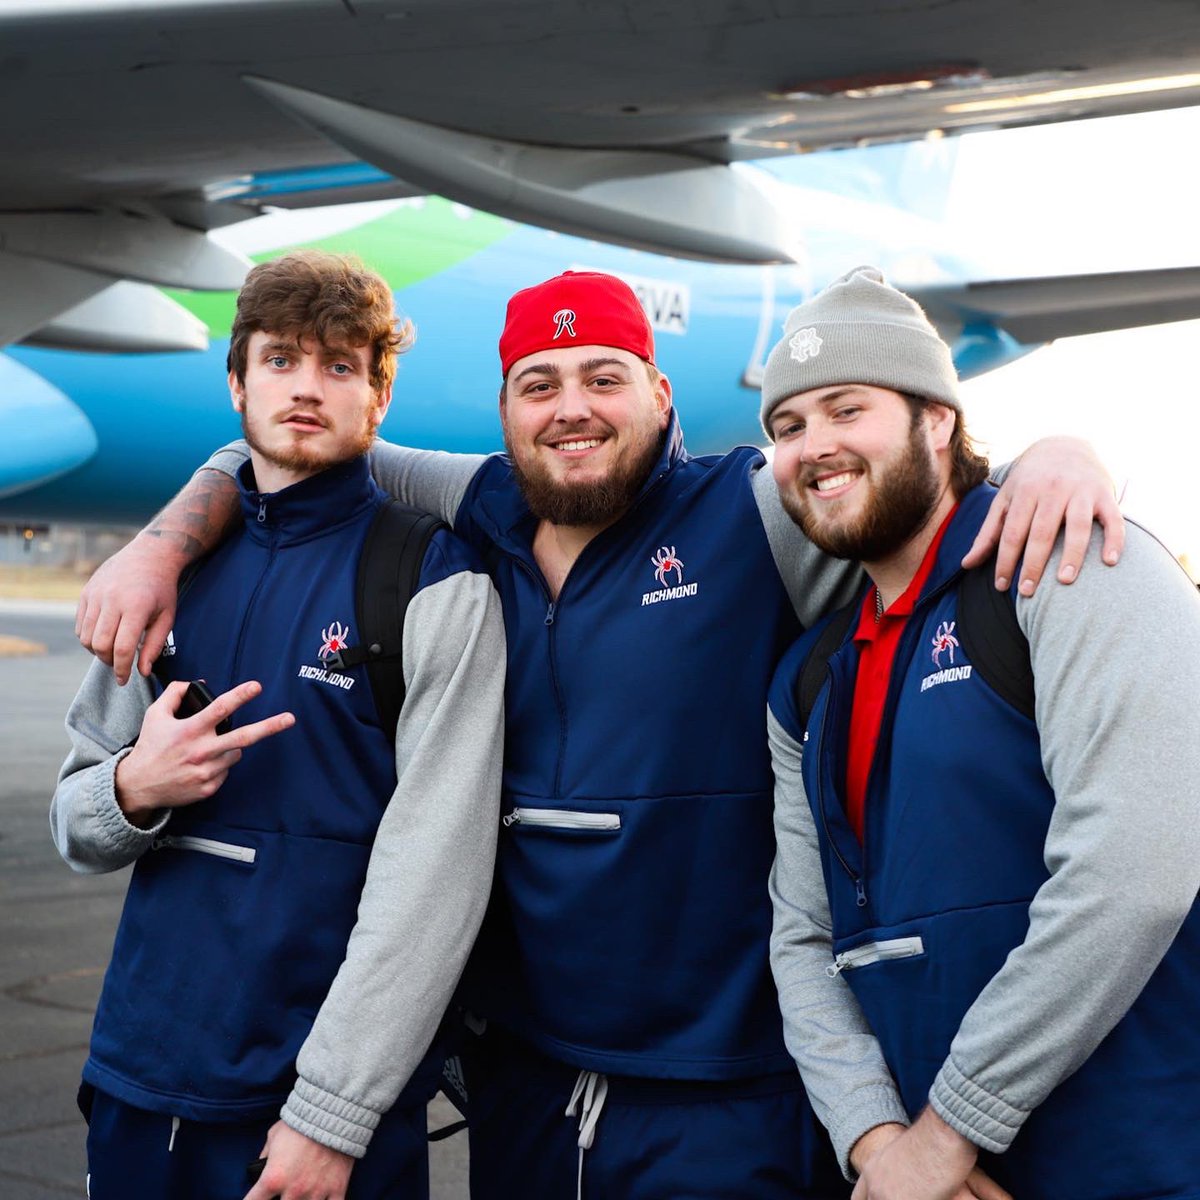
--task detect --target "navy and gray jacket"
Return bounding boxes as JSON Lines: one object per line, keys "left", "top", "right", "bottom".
{"left": 768, "top": 484, "right": 1200, "bottom": 1197}
{"left": 54, "top": 454, "right": 505, "bottom": 1151}
{"left": 455, "top": 421, "right": 813, "bottom": 1079}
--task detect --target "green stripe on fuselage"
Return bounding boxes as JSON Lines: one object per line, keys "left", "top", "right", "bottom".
{"left": 167, "top": 197, "right": 512, "bottom": 337}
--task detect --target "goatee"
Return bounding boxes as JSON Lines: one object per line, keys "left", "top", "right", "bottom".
{"left": 506, "top": 427, "right": 666, "bottom": 528}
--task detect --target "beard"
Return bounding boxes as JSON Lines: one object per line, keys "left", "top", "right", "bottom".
{"left": 781, "top": 413, "right": 941, "bottom": 562}
{"left": 240, "top": 404, "right": 377, "bottom": 476}
{"left": 505, "top": 421, "right": 666, "bottom": 528}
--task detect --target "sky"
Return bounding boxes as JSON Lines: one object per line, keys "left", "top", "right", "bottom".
{"left": 942, "top": 107, "right": 1200, "bottom": 576}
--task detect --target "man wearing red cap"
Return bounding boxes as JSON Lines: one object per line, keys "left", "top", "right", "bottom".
{"left": 77, "top": 269, "right": 1121, "bottom": 1198}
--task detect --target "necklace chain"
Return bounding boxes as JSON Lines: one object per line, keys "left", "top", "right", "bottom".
{"left": 874, "top": 587, "right": 884, "bottom": 622}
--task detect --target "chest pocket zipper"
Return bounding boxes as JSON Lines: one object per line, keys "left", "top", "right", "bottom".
{"left": 151, "top": 834, "right": 257, "bottom": 864}
{"left": 826, "top": 935, "right": 924, "bottom": 977}
{"left": 502, "top": 808, "right": 621, "bottom": 832}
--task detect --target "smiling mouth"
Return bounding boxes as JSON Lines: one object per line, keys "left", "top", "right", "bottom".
{"left": 550, "top": 438, "right": 605, "bottom": 452}
{"left": 812, "top": 470, "right": 860, "bottom": 492}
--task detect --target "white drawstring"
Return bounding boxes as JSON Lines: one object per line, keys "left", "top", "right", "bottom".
{"left": 565, "top": 1069, "right": 609, "bottom": 1200}
{"left": 167, "top": 1115, "right": 180, "bottom": 1152}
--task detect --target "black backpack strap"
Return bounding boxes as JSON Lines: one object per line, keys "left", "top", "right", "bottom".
{"left": 956, "top": 555, "right": 1035, "bottom": 720}
{"left": 794, "top": 601, "right": 859, "bottom": 730}
{"left": 324, "top": 501, "right": 447, "bottom": 741}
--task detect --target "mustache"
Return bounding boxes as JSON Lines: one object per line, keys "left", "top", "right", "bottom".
{"left": 536, "top": 422, "right": 614, "bottom": 447}
{"left": 278, "top": 407, "right": 329, "bottom": 429}
{"left": 797, "top": 459, "right": 864, "bottom": 488}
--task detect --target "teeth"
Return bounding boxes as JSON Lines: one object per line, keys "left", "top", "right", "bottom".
{"left": 556, "top": 439, "right": 602, "bottom": 452}
{"left": 815, "top": 472, "right": 856, "bottom": 492}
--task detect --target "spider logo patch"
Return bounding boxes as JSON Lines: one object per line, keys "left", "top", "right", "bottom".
{"left": 651, "top": 545, "right": 684, "bottom": 587}
{"left": 318, "top": 620, "right": 351, "bottom": 661}
{"left": 641, "top": 544, "right": 699, "bottom": 606}
{"left": 931, "top": 620, "right": 959, "bottom": 667}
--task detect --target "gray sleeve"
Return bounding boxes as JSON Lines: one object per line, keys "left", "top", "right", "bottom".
{"left": 929, "top": 523, "right": 1200, "bottom": 1153}
{"left": 751, "top": 461, "right": 862, "bottom": 627}
{"left": 282, "top": 569, "right": 506, "bottom": 1157}
{"left": 50, "top": 660, "right": 168, "bottom": 873}
{"left": 768, "top": 709, "right": 910, "bottom": 1178}
{"left": 201, "top": 440, "right": 488, "bottom": 526}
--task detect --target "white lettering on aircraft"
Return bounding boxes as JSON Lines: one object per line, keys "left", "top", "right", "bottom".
{"left": 573, "top": 265, "right": 689, "bottom": 335}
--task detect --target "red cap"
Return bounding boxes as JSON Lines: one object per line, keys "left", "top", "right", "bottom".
{"left": 499, "top": 271, "right": 654, "bottom": 376}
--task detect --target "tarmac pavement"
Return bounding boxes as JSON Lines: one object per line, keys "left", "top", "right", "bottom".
{"left": 0, "top": 603, "right": 469, "bottom": 1199}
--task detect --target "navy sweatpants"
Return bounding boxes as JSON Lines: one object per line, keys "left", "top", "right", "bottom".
{"left": 81, "top": 1086, "right": 429, "bottom": 1200}
{"left": 463, "top": 1028, "right": 849, "bottom": 1200}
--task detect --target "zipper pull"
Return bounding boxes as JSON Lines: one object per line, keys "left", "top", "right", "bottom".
{"left": 825, "top": 958, "right": 846, "bottom": 979}
{"left": 544, "top": 602, "right": 556, "bottom": 626}
{"left": 502, "top": 811, "right": 521, "bottom": 827}
{"left": 257, "top": 499, "right": 267, "bottom": 524}
{"left": 151, "top": 835, "right": 169, "bottom": 851}
{"left": 855, "top": 878, "right": 867, "bottom": 908}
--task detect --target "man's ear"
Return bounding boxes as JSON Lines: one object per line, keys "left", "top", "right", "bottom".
{"left": 654, "top": 372, "right": 673, "bottom": 429}
{"left": 370, "top": 383, "right": 393, "bottom": 429}
{"left": 926, "top": 401, "right": 956, "bottom": 452}
{"left": 229, "top": 371, "right": 245, "bottom": 414}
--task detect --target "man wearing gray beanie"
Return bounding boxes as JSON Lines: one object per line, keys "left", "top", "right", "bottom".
{"left": 760, "top": 265, "right": 960, "bottom": 434}
{"left": 764, "top": 268, "right": 1200, "bottom": 1199}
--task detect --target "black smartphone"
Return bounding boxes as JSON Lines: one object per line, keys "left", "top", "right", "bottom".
{"left": 176, "top": 680, "right": 232, "bottom": 734}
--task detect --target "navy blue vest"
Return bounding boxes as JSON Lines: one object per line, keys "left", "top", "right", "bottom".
{"left": 85, "top": 457, "right": 441, "bottom": 1121}
{"left": 454, "top": 419, "right": 804, "bottom": 1080}
{"left": 773, "top": 485, "right": 1200, "bottom": 1200}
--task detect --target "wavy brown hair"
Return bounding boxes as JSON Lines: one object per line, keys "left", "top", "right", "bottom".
{"left": 227, "top": 250, "right": 413, "bottom": 393}
{"left": 904, "top": 394, "right": 990, "bottom": 498}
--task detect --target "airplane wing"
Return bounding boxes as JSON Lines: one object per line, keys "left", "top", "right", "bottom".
{"left": 910, "top": 267, "right": 1200, "bottom": 376}
{"left": 5, "top": 0, "right": 1200, "bottom": 350}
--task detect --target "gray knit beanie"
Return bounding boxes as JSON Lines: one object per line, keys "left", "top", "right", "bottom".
{"left": 760, "top": 265, "right": 960, "bottom": 437}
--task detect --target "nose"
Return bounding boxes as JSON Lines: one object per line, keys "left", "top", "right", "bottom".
{"left": 553, "top": 379, "right": 592, "bottom": 424}
{"left": 799, "top": 417, "right": 839, "bottom": 463}
{"left": 291, "top": 357, "right": 326, "bottom": 401}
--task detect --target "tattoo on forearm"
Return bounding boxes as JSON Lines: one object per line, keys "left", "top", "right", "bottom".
{"left": 144, "top": 471, "right": 239, "bottom": 561}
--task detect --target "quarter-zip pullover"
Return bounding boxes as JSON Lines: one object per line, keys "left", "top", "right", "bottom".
{"left": 53, "top": 454, "right": 506, "bottom": 1157}
{"left": 768, "top": 486, "right": 1200, "bottom": 1195}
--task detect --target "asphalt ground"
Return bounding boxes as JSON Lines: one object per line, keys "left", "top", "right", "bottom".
{"left": 0, "top": 602, "right": 469, "bottom": 1199}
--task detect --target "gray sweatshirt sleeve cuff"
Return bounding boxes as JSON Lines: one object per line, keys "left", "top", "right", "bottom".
{"left": 92, "top": 748, "right": 170, "bottom": 850}
{"left": 832, "top": 1086, "right": 912, "bottom": 1180}
{"left": 929, "top": 1056, "right": 1027, "bottom": 1154}
{"left": 281, "top": 1077, "right": 382, "bottom": 1159}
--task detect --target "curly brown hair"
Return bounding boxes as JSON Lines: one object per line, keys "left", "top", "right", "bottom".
{"left": 227, "top": 250, "right": 413, "bottom": 393}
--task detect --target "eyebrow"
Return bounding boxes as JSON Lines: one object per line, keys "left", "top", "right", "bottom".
{"left": 772, "top": 386, "right": 863, "bottom": 429}
{"left": 816, "top": 386, "right": 861, "bottom": 405}
{"left": 511, "top": 356, "right": 631, "bottom": 384}
{"left": 260, "top": 338, "right": 361, "bottom": 363}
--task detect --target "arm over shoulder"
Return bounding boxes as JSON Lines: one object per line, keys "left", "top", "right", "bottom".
{"left": 751, "top": 459, "right": 861, "bottom": 627}
{"left": 203, "top": 438, "right": 489, "bottom": 527}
